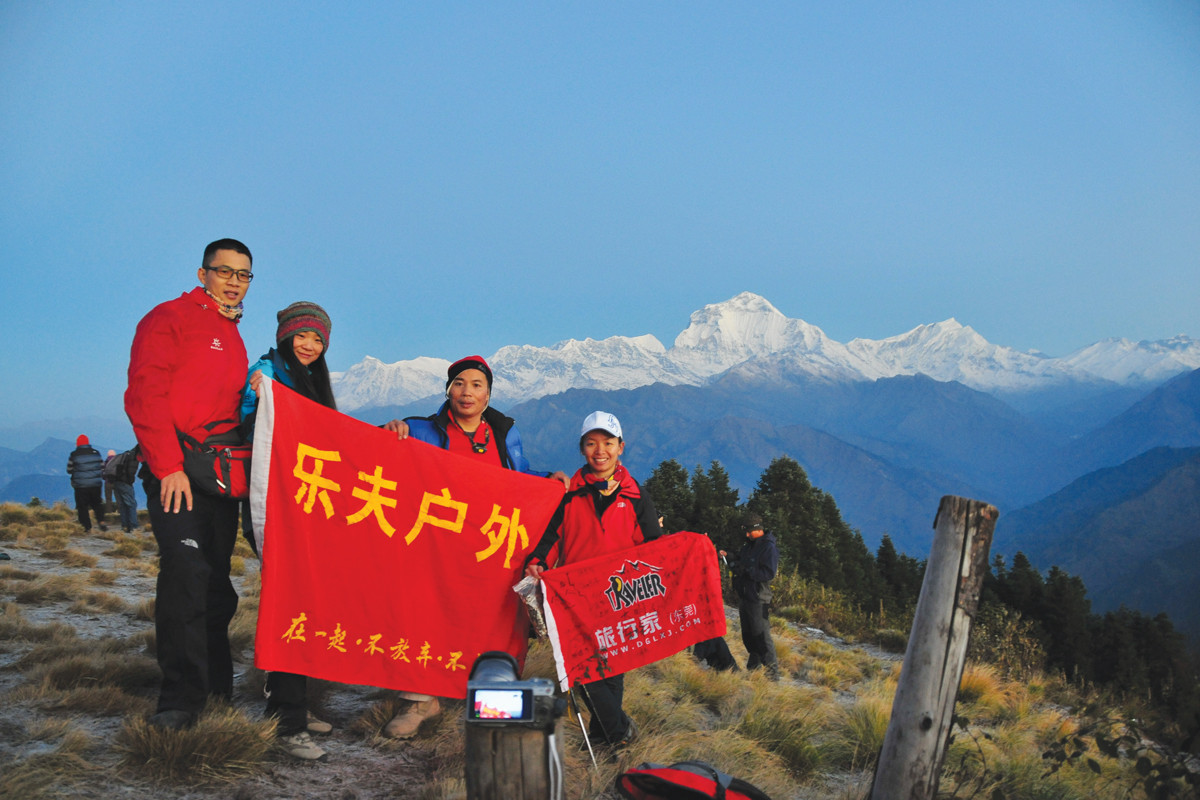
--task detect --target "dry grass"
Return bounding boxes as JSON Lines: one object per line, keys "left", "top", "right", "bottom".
{"left": 57, "top": 548, "right": 100, "bottom": 568}
{"left": 737, "top": 683, "right": 830, "bottom": 778}
{"left": 826, "top": 682, "right": 893, "bottom": 770}
{"left": 1, "top": 564, "right": 39, "bottom": 581}
{"left": 24, "top": 651, "right": 160, "bottom": 696}
{"left": 88, "top": 567, "right": 119, "bottom": 586}
{"left": 232, "top": 536, "right": 256, "bottom": 559}
{"left": 135, "top": 597, "right": 155, "bottom": 620}
{"left": 116, "top": 701, "right": 276, "bottom": 782}
{"left": 0, "top": 503, "right": 1183, "bottom": 800}
{"left": 68, "top": 590, "right": 129, "bottom": 613}
{"left": 103, "top": 536, "right": 144, "bottom": 559}
{"left": 0, "top": 602, "right": 78, "bottom": 646}
{"left": 13, "top": 573, "right": 88, "bottom": 604}
{"left": 0, "top": 737, "right": 99, "bottom": 800}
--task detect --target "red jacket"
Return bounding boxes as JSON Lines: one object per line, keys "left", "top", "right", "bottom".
{"left": 125, "top": 287, "right": 248, "bottom": 480}
{"left": 530, "top": 464, "right": 661, "bottom": 568}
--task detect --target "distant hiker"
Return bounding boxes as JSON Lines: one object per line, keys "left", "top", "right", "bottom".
{"left": 103, "top": 449, "right": 117, "bottom": 512}
{"left": 103, "top": 447, "right": 140, "bottom": 533}
{"left": 67, "top": 435, "right": 107, "bottom": 533}
{"left": 721, "top": 513, "right": 779, "bottom": 678}
{"left": 378, "top": 355, "right": 568, "bottom": 739}
{"left": 125, "top": 238, "right": 253, "bottom": 731}
{"left": 524, "top": 411, "right": 663, "bottom": 748}
{"left": 240, "top": 301, "right": 335, "bottom": 762}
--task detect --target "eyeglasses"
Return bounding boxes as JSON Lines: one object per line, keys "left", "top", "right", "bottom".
{"left": 203, "top": 265, "right": 254, "bottom": 283}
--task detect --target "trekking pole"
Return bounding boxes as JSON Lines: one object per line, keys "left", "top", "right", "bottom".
{"left": 568, "top": 687, "right": 598, "bottom": 768}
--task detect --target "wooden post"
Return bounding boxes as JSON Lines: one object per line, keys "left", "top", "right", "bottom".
{"left": 465, "top": 722, "right": 563, "bottom": 800}
{"left": 869, "top": 495, "right": 998, "bottom": 800}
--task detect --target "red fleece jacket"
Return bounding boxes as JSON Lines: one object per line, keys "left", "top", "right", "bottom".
{"left": 125, "top": 287, "right": 248, "bottom": 480}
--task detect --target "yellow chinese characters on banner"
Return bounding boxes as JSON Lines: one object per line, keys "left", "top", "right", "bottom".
{"left": 280, "top": 609, "right": 469, "bottom": 673}
{"left": 289, "top": 440, "right": 530, "bottom": 570}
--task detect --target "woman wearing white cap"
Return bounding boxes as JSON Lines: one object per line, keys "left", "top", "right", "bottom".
{"left": 524, "top": 410, "right": 663, "bottom": 748}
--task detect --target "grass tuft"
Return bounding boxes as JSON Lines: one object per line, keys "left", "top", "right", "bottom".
{"left": 737, "top": 684, "right": 829, "bottom": 778}
{"left": 23, "top": 648, "right": 160, "bottom": 693}
{"left": 103, "top": 536, "right": 144, "bottom": 558}
{"left": 87, "top": 567, "right": 119, "bottom": 585}
{"left": 116, "top": 701, "right": 276, "bottom": 781}
{"left": 68, "top": 590, "right": 129, "bottom": 613}
{"left": 827, "top": 685, "right": 893, "bottom": 770}
{"left": 58, "top": 548, "right": 99, "bottom": 568}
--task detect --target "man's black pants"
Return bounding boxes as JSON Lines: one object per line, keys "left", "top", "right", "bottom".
{"left": 145, "top": 478, "right": 240, "bottom": 715}
{"left": 579, "top": 674, "right": 631, "bottom": 744}
{"left": 739, "top": 598, "right": 778, "bottom": 672}
{"left": 74, "top": 486, "right": 106, "bottom": 530}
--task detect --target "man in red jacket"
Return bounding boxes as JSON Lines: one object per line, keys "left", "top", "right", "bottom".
{"left": 125, "top": 238, "right": 253, "bottom": 730}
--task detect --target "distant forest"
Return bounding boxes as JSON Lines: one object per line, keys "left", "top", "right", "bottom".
{"left": 644, "top": 456, "right": 1200, "bottom": 743}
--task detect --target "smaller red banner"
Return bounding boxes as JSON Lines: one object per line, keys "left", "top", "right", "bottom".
{"left": 539, "top": 531, "right": 726, "bottom": 689}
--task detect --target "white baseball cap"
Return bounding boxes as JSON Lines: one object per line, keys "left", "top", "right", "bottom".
{"left": 580, "top": 411, "right": 623, "bottom": 439}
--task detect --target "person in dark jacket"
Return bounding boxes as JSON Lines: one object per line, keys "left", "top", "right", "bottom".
{"left": 379, "top": 355, "right": 567, "bottom": 738}
{"left": 67, "top": 434, "right": 107, "bottom": 532}
{"left": 524, "top": 411, "right": 663, "bottom": 748}
{"left": 722, "top": 514, "right": 779, "bottom": 677}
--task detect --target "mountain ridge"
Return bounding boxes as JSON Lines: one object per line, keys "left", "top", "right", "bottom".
{"left": 331, "top": 292, "right": 1199, "bottom": 413}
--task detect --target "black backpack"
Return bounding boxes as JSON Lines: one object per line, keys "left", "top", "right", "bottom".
{"left": 616, "top": 760, "right": 773, "bottom": 800}
{"left": 105, "top": 446, "right": 140, "bottom": 484}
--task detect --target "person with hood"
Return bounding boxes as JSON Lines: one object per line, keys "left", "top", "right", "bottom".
{"left": 721, "top": 514, "right": 780, "bottom": 678}
{"left": 378, "top": 355, "right": 567, "bottom": 738}
{"left": 523, "top": 411, "right": 663, "bottom": 748}
{"left": 67, "top": 435, "right": 107, "bottom": 532}
{"left": 240, "top": 301, "right": 337, "bottom": 761}
{"left": 125, "top": 238, "right": 253, "bottom": 731}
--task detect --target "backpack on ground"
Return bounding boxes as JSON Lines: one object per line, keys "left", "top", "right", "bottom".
{"left": 615, "top": 760, "right": 773, "bottom": 800}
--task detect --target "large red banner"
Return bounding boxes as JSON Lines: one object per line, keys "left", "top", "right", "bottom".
{"left": 539, "top": 532, "right": 726, "bottom": 690}
{"left": 249, "top": 378, "right": 565, "bottom": 698}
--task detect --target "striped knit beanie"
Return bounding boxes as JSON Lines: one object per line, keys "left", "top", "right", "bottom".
{"left": 276, "top": 302, "right": 332, "bottom": 349}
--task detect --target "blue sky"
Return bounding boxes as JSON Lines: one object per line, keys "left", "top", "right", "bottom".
{"left": 2, "top": 1, "right": 1198, "bottom": 427}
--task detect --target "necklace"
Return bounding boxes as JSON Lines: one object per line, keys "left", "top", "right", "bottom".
{"left": 452, "top": 416, "right": 491, "bottom": 454}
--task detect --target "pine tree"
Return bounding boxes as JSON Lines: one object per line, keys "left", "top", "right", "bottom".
{"left": 1041, "top": 566, "right": 1092, "bottom": 681}
{"left": 643, "top": 459, "right": 692, "bottom": 533}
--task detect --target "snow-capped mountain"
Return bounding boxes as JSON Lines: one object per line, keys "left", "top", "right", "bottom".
{"left": 1060, "top": 335, "right": 1200, "bottom": 385}
{"left": 330, "top": 292, "right": 1199, "bottom": 412}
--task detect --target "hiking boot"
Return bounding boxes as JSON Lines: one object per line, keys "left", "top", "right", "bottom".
{"left": 613, "top": 717, "right": 639, "bottom": 749}
{"left": 148, "top": 709, "right": 195, "bottom": 730}
{"left": 280, "top": 731, "right": 328, "bottom": 761}
{"left": 98, "top": 522, "right": 108, "bottom": 532}
{"left": 306, "top": 710, "right": 333, "bottom": 734}
{"left": 384, "top": 698, "right": 440, "bottom": 739}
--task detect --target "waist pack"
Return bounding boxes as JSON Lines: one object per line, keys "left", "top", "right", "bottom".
{"left": 616, "top": 760, "right": 773, "bottom": 800}
{"left": 179, "top": 421, "right": 252, "bottom": 500}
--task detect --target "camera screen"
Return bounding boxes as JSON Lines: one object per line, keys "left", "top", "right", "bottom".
{"left": 469, "top": 688, "right": 531, "bottom": 721}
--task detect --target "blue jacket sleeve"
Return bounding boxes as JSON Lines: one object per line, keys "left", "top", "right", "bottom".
{"left": 504, "top": 423, "right": 549, "bottom": 477}
{"left": 240, "top": 356, "right": 276, "bottom": 424}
